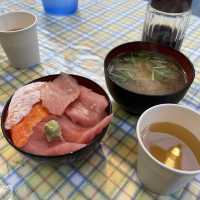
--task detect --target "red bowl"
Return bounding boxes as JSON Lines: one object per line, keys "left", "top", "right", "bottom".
{"left": 1, "top": 74, "right": 112, "bottom": 161}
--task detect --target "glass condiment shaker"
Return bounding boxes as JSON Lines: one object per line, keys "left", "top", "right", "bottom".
{"left": 142, "top": 0, "right": 192, "bottom": 50}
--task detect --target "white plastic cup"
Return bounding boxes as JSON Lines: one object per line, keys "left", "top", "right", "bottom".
{"left": 136, "top": 104, "right": 200, "bottom": 195}
{"left": 0, "top": 11, "right": 40, "bottom": 68}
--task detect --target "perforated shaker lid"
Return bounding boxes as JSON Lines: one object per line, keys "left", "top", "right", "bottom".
{"left": 151, "top": 0, "right": 192, "bottom": 13}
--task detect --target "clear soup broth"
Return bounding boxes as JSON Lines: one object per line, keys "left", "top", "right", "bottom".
{"left": 108, "top": 51, "right": 187, "bottom": 95}
{"left": 142, "top": 122, "right": 200, "bottom": 171}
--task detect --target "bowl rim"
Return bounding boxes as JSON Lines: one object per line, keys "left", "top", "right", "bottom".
{"left": 104, "top": 41, "right": 195, "bottom": 97}
{"left": 1, "top": 73, "right": 112, "bottom": 159}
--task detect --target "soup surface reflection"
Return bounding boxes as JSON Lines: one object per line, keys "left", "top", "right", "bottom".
{"left": 108, "top": 51, "right": 187, "bottom": 95}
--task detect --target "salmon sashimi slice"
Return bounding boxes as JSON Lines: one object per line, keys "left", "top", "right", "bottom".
{"left": 5, "top": 82, "right": 45, "bottom": 129}
{"left": 22, "top": 121, "right": 86, "bottom": 156}
{"left": 41, "top": 74, "right": 80, "bottom": 115}
{"left": 11, "top": 103, "right": 49, "bottom": 148}
{"left": 65, "top": 86, "right": 108, "bottom": 127}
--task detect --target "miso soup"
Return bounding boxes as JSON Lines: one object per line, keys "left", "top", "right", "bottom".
{"left": 108, "top": 51, "right": 187, "bottom": 95}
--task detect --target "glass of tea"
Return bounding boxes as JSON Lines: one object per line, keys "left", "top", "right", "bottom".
{"left": 136, "top": 104, "right": 200, "bottom": 195}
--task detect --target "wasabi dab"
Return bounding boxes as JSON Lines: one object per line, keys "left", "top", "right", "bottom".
{"left": 44, "top": 120, "right": 63, "bottom": 142}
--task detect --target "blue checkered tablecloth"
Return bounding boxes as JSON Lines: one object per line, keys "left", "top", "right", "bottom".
{"left": 1, "top": 0, "right": 200, "bottom": 199}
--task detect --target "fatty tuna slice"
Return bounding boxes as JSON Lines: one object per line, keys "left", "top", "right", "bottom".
{"left": 79, "top": 86, "right": 108, "bottom": 113}
{"left": 40, "top": 115, "right": 85, "bottom": 143}
{"left": 22, "top": 113, "right": 112, "bottom": 156}
{"left": 77, "top": 114, "right": 113, "bottom": 144}
{"left": 5, "top": 82, "right": 44, "bottom": 129}
{"left": 22, "top": 122, "right": 86, "bottom": 156}
{"left": 65, "top": 86, "right": 108, "bottom": 127}
{"left": 41, "top": 74, "right": 80, "bottom": 115}
{"left": 34, "top": 113, "right": 112, "bottom": 143}
{"left": 66, "top": 101, "right": 106, "bottom": 127}
{"left": 42, "top": 114, "right": 112, "bottom": 144}
{"left": 43, "top": 143, "right": 86, "bottom": 156}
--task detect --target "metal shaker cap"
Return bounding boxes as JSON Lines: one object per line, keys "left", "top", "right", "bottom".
{"left": 151, "top": 0, "right": 192, "bottom": 13}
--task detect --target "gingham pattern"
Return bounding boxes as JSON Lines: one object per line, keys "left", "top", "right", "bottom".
{"left": 0, "top": 0, "right": 200, "bottom": 199}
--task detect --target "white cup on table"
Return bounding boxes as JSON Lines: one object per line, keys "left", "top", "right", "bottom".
{"left": 136, "top": 104, "right": 200, "bottom": 195}
{"left": 0, "top": 11, "right": 40, "bottom": 68}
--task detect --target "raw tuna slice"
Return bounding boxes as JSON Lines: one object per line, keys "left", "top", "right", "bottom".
{"left": 38, "top": 115, "right": 86, "bottom": 143}
{"left": 23, "top": 113, "right": 112, "bottom": 156}
{"left": 43, "top": 114, "right": 112, "bottom": 144}
{"left": 41, "top": 74, "right": 80, "bottom": 115}
{"left": 43, "top": 143, "right": 86, "bottom": 156}
{"left": 56, "top": 115, "right": 85, "bottom": 142}
{"left": 79, "top": 86, "right": 108, "bottom": 113}
{"left": 5, "top": 82, "right": 44, "bottom": 129}
{"left": 66, "top": 101, "right": 106, "bottom": 127}
{"left": 65, "top": 86, "right": 108, "bottom": 127}
{"left": 77, "top": 114, "right": 113, "bottom": 144}
{"left": 22, "top": 122, "right": 86, "bottom": 156}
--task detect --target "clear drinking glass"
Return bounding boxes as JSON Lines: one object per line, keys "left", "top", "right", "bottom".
{"left": 142, "top": 0, "right": 192, "bottom": 50}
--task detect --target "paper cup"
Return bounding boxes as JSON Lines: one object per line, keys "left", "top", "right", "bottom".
{"left": 136, "top": 104, "right": 200, "bottom": 195}
{"left": 0, "top": 11, "right": 40, "bottom": 68}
